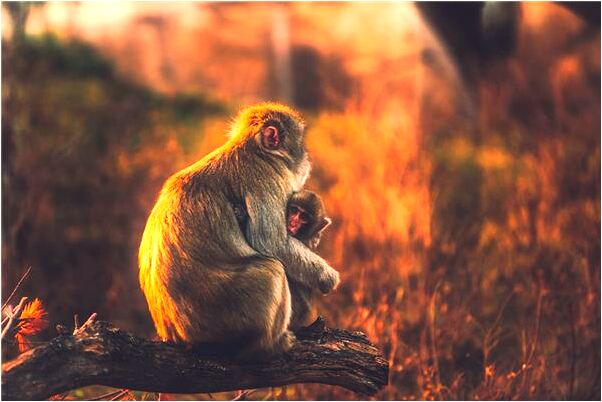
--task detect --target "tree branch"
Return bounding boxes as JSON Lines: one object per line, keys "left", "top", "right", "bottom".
{"left": 1, "top": 317, "right": 388, "bottom": 400}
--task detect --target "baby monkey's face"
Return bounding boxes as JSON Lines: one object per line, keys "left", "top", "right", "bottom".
{"left": 285, "top": 190, "right": 331, "bottom": 249}
{"left": 287, "top": 204, "right": 310, "bottom": 236}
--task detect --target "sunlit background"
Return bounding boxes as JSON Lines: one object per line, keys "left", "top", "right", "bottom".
{"left": 2, "top": 2, "right": 600, "bottom": 400}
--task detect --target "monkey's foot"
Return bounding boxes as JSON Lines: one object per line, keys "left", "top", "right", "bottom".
{"left": 276, "top": 330, "right": 296, "bottom": 352}
{"left": 293, "top": 316, "right": 327, "bottom": 341}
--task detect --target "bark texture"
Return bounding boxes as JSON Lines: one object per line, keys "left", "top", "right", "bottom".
{"left": 1, "top": 317, "right": 388, "bottom": 400}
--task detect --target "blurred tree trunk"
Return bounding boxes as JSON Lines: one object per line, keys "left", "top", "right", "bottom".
{"left": 4, "top": 2, "right": 31, "bottom": 41}
{"left": 270, "top": 4, "right": 293, "bottom": 103}
{"left": 1, "top": 4, "right": 41, "bottom": 295}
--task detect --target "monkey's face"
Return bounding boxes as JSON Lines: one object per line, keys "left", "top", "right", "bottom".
{"left": 258, "top": 117, "right": 310, "bottom": 191}
{"left": 257, "top": 113, "right": 307, "bottom": 169}
{"left": 287, "top": 204, "right": 311, "bottom": 237}
{"left": 286, "top": 190, "right": 332, "bottom": 245}
{"left": 287, "top": 204, "right": 332, "bottom": 249}
{"left": 234, "top": 104, "right": 310, "bottom": 186}
{"left": 258, "top": 113, "right": 311, "bottom": 191}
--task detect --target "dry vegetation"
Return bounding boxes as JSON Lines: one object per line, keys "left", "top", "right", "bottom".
{"left": 2, "top": 2, "right": 600, "bottom": 400}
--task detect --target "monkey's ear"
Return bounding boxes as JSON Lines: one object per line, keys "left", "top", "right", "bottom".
{"left": 316, "top": 217, "right": 332, "bottom": 234}
{"left": 261, "top": 126, "right": 281, "bottom": 150}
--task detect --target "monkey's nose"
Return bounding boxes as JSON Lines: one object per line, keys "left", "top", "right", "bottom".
{"left": 288, "top": 212, "right": 302, "bottom": 235}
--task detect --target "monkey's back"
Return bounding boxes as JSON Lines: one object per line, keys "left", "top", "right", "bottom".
{"left": 138, "top": 157, "right": 257, "bottom": 342}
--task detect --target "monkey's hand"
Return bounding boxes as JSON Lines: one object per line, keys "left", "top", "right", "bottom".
{"left": 318, "top": 266, "right": 340, "bottom": 294}
{"left": 279, "top": 237, "right": 339, "bottom": 292}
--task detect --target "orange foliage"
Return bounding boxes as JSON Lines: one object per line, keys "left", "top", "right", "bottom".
{"left": 15, "top": 298, "right": 48, "bottom": 352}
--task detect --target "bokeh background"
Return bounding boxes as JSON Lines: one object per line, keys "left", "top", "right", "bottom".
{"left": 2, "top": 2, "right": 600, "bottom": 400}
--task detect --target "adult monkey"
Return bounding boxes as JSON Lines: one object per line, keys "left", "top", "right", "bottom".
{"left": 139, "top": 103, "right": 340, "bottom": 357}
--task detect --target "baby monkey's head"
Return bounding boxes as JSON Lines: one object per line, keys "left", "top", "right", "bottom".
{"left": 286, "top": 190, "right": 331, "bottom": 249}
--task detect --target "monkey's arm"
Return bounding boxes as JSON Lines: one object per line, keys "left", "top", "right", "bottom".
{"left": 244, "top": 193, "right": 339, "bottom": 293}
{"left": 283, "top": 237, "right": 339, "bottom": 293}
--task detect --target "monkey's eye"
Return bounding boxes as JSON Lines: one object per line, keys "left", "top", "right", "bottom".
{"left": 289, "top": 205, "right": 299, "bottom": 214}
{"left": 262, "top": 126, "right": 280, "bottom": 150}
{"left": 299, "top": 212, "right": 310, "bottom": 223}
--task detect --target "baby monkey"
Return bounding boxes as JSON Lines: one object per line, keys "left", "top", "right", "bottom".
{"left": 287, "top": 190, "right": 332, "bottom": 251}
{"left": 232, "top": 189, "right": 331, "bottom": 329}
{"left": 286, "top": 190, "right": 332, "bottom": 329}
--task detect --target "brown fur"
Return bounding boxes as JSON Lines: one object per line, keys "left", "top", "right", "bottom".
{"left": 286, "top": 190, "right": 332, "bottom": 329}
{"left": 138, "top": 103, "right": 339, "bottom": 357}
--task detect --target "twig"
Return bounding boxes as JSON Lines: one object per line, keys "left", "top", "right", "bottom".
{"left": 568, "top": 301, "right": 577, "bottom": 399}
{"left": 90, "top": 389, "right": 127, "bottom": 401}
{"left": 109, "top": 389, "right": 130, "bottom": 401}
{"left": 73, "top": 313, "right": 97, "bottom": 336}
{"left": 526, "top": 288, "right": 545, "bottom": 365}
{"left": 1, "top": 297, "right": 28, "bottom": 340}
{"left": 484, "top": 291, "right": 514, "bottom": 364}
{"left": 429, "top": 282, "right": 442, "bottom": 390}
{"left": 233, "top": 389, "right": 257, "bottom": 401}
{"left": 1, "top": 266, "right": 32, "bottom": 311}
{"left": 517, "top": 286, "right": 546, "bottom": 396}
